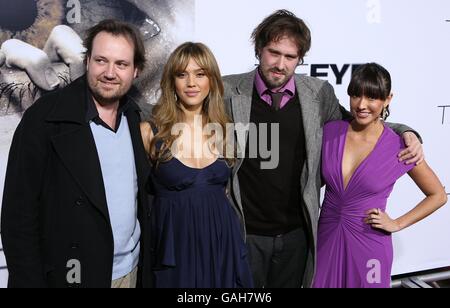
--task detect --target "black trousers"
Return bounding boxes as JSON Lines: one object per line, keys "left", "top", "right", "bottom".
{"left": 246, "top": 228, "right": 308, "bottom": 288}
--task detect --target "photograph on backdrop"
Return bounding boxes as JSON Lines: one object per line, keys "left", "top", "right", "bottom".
{"left": 0, "top": 0, "right": 194, "bottom": 115}
{"left": 0, "top": 0, "right": 194, "bottom": 288}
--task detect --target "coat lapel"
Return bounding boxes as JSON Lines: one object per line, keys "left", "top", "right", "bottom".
{"left": 49, "top": 95, "right": 150, "bottom": 226}
{"left": 46, "top": 77, "right": 107, "bottom": 222}
{"left": 51, "top": 125, "right": 110, "bottom": 222}
{"left": 46, "top": 77, "right": 151, "bottom": 223}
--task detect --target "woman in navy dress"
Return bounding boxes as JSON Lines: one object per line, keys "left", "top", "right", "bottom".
{"left": 140, "top": 42, "right": 253, "bottom": 288}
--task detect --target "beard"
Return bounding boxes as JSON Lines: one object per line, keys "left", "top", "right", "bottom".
{"left": 88, "top": 75, "right": 132, "bottom": 106}
{"left": 260, "top": 67, "right": 292, "bottom": 90}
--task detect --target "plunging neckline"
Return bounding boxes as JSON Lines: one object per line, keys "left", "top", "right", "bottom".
{"left": 172, "top": 155, "right": 224, "bottom": 170}
{"left": 340, "top": 121, "right": 386, "bottom": 192}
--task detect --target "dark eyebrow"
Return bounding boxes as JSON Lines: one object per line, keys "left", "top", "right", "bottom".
{"left": 268, "top": 48, "right": 298, "bottom": 59}
{"left": 268, "top": 48, "right": 282, "bottom": 55}
{"left": 116, "top": 60, "right": 131, "bottom": 65}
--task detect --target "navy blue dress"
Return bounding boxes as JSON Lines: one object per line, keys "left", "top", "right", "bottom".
{"left": 149, "top": 127, "right": 253, "bottom": 288}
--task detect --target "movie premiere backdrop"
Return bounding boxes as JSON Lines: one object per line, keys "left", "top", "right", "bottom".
{"left": 1, "top": 0, "right": 449, "bottom": 287}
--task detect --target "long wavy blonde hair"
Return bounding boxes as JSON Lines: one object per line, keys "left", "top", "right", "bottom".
{"left": 149, "top": 42, "right": 234, "bottom": 165}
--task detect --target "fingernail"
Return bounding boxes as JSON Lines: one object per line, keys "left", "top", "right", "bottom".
{"left": 0, "top": 51, "right": 5, "bottom": 67}
{"left": 45, "top": 68, "right": 60, "bottom": 89}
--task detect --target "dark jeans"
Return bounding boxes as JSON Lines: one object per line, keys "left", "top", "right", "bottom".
{"left": 246, "top": 228, "right": 308, "bottom": 288}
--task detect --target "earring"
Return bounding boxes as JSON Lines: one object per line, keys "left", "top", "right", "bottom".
{"left": 381, "top": 107, "right": 387, "bottom": 121}
{"left": 174, "top": 92, "right": 178, "bottom": 102}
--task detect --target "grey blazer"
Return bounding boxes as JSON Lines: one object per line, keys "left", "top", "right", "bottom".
{"left": 222, "top": 69, "right": 414, "bottom": 287}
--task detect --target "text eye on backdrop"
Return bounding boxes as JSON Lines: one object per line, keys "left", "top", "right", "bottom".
{"left": 70, "top": 0, "right": 161, "bottom": 40}
{"left": 119, "top": 0, "right": 161, "bottom": 39}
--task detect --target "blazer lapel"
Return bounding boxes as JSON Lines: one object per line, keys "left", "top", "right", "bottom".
{"left": 295, "top": 76, "right": 321, "bottom": 190}
{"left": 232, "top": 70, "right": 256, "bottom": 168}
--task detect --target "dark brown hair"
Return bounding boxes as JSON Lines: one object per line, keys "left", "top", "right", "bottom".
{"left": 84, "top": 19, "right": 146, "bottom": 71}
{"left": 347, "top": 63, "right": 392, "bottom": 119}
{"left": 251, "top": 10, "right": 311, "bottom": 65}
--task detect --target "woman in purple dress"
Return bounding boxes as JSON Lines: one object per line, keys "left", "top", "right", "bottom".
{"left": 140, "top": 42, "right": 253, "bottom": 288}
{"left": 313, "top": 63, "right": 447, "bottom": 288}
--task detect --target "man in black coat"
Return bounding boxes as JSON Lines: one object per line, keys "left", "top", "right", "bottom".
{"left": 1, "top": 20, "right": 152, "bottom": 288}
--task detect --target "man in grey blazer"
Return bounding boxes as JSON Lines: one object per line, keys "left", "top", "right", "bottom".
{"left": 222, "top": 10, "right": 423, "bottom": 288}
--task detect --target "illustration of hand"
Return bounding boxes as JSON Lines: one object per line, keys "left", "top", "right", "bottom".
{"left": 0, "top": 25, "right": 85, "bottom": 91}
{"left": 43, "top": 25, "right": 86, "bottom": 86}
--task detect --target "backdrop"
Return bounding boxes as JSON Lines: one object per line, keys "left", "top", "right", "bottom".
{"left": 1, "top": 0, "right": 449, "bottom": 287}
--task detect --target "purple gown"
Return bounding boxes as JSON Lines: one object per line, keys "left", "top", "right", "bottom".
{"left": 312, "top": 120, "right": 414, "bottom": 288}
